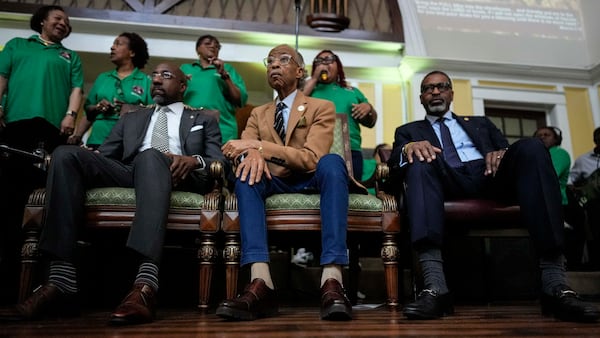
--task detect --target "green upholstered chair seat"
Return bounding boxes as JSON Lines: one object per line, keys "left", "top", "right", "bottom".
{"left": 85, "top": 187, "right": 205, "bottom": 209}
{"left": 265, "top": 193, "right": 382, "bottom": 211}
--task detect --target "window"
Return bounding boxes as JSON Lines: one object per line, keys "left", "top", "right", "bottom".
{"left": 485, "top": 108, "right": 546, "bottom": 145}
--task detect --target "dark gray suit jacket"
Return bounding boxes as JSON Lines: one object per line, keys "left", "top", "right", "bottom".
{"left": 98, "top": 106, "right": 225, "bottom": 171}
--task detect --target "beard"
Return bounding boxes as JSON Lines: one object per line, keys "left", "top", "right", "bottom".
{"left": 153, "top": 94, "right": 166, "bottom": 106}
{"left": 426, "top": 103, "right": 448, "bottom": 114}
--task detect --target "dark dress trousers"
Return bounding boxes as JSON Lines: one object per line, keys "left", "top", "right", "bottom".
{"left": 39, "top": 107, "right": 225, "bottom": 262}
{"left": 388, "top": 113, "right": 564, "bottom": 256}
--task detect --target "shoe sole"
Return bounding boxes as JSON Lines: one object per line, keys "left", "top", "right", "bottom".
{"left": 403, "top": 307, "right": 454, "bottom": 320}
{"left": 109, "top": 316, "right": 153, "bottom": 326}
{"left": 321, "top": 304, "right": 352, "bottom": 321}
{"left": 216, "top": 306, "right": 278, "bottom": 321}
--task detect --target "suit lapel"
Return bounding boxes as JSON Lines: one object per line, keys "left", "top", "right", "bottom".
{"left": 136, "top": 108, "right": 154, "bottom": 145}
{"left": 286, "top": 92, "right": 308, "bottom": 144}
{"left": 418, "top": 119, "right": 441, "bottom": 148}
{"left": 179, "top": 108, "right": 197, "bottom": 150}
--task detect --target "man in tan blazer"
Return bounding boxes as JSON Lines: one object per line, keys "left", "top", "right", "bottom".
{"left": 217, "top": 44, "right": 353, "bottom": 321}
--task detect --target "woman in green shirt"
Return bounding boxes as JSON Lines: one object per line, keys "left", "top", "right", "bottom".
{"left": 303, "top": 50, "right": 378, "bottom": 180}
{"left": 71, "top": 32, "right": 152, "bottom": 149}
{"left": 181, "top": 35, "right": 248, "bottom": 143}
{"left": 0, "top": 5, "right": 83, "bottom": 298}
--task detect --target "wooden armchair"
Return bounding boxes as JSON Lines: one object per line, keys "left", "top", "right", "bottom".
{"left": 221, "top": 114, "right": 402, "bottom": 308}
{"left": 19, "top": 161, "right": 226, "bottom": 310}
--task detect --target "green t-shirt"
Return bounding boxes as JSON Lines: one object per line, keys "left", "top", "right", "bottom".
{"left": 549, "top": 145, "right": 571, "bottom": 205}
{"left": 181, "top": 62, "right": 248, "bottom": 143}
{"left": 0, "top": 35, "right": 84, "bottom": 129}
{"left": 309, "top": 82, "right": 369, "bottom": 152}
{"left": 84, "top": 68, "right": 152, "bottom": 145}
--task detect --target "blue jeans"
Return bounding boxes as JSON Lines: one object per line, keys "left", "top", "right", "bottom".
{"left": 235, "top": 154, "right": 350, "bottom": 266}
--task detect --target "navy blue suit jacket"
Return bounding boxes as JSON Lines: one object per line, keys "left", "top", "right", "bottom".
{"left": 388, "top": 113, "right": 509, "bottom": 175}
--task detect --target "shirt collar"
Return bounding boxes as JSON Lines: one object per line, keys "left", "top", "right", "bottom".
{"left": 277, "top": 89, "right": 298, "bottom": 109}
{"left": 426, "top": 111, "right": 453, "bottom": 125}
{"left": 156, "top": 102, "right": 184, "bottom": 115}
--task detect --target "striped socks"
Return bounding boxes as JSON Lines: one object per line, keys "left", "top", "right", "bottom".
{"left": 48, "top": 260, "right": 78, "bottom": 294}
{"left": 134, "top": 261, "right": 160, "bottom": 292}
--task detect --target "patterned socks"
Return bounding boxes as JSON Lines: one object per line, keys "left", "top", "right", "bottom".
{"left": 134, "top": 261, "right": 160, "bottom": 292}
{"left": 418, "top": 247, "right": 449, "bottom": 294}
{"left": 540, "top": 254, "right": 567, "bottom": 295}
{"left": 48, "top": 260, "right": 78, "bottom": 294}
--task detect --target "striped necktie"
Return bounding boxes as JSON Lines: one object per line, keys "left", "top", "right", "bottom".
{"left": 151, "top": 106, "right": 170, "bottom": 153}
{"left": 274, "top": 102, "right": 286, "bottom": 142}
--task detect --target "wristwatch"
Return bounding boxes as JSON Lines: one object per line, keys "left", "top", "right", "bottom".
{"left": 65, "top": 110, "right": 77, "bottom": 118}
{"left": 193, "top": 155, "right": 206, "bottom": 170}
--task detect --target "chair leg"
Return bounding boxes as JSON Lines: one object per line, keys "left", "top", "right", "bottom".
{"left": 223, "top": 234, "right": 240, "bottom": 300}
{"left": 198, "top": 233, "right": 217, "bottom": 311}
{"left": 19, "top": 225, "right": 41, "bottom": 303}
{"left": 347, "top": 240, "right": 360, "bottom": 305}
{"left": 381, "top": 233, "right": 400, "bottom": 309}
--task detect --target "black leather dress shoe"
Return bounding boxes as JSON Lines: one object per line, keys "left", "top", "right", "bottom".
{"left": 541, "top": 285, "right": 600, "bottom": 322}
{"left": 403, "top": 289, "right": 454, "bottom": 320}
{"left": 14, "top": 283, "right": 79, "bottom": 320}
{"left": 216, "top": 278, "right": 278, "bottom": 321}
{"left": 320, "top": 278, "right": 352, "bottom": 321}
{"left": 110, "top": 283, "right": 157, "bottom": 325}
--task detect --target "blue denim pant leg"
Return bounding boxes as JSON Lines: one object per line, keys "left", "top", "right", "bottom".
{"left": 236, "top": 153, "right": 350, "bottom": 267}
{"left": 235, "top": 176, "right": 271, "bottom": 266}
{"left": 310, "top": 154, "right": 350, "bottom": 266}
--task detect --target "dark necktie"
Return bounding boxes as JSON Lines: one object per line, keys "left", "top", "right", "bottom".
{"left": 438, "top": 117, "right": 463, "bottom": 168}
{"left": 274, "top": 102, "right": 286, "bottom": 142}
{"left": 151, "top": 106, "right": 170, "bottom": 153}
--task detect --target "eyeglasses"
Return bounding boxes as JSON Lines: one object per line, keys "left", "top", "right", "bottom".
{"left": 263, "top": 54, "right": 297, "bottom": 67}
{"left": 314, "top": 55, "right": 336, "bottom": 65}
{"left": 421, "top": 82, "right": 452, "bottom": 94}
{"left": 151, "top": 71, "right": 176, "bottom": 80}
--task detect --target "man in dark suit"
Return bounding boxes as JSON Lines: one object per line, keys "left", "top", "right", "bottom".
{"left": 215, "top": 44, "right": 354, "bottom": 321}
{"left": 388, "top": 70, "right": 599, "bottom": 322}
{"left": 14, "top": 62, "right": 225, "bottom": 325}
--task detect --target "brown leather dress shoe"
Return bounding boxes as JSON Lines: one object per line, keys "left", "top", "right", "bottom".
{"left": 14, "top": 283, "right": 79, "bottom": 320}
{"left": 320, "top": 278, "right": 352, "bottom": 321}
{"left": 216, "top": 278, "right": 278, "bottom": 321}
{"left": 110, "top": 283, "right": 157, "bottom": 325}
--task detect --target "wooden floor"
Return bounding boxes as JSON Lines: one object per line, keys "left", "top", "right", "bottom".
{"left": 1, "top": 303, "right": 599, "bottom": 337}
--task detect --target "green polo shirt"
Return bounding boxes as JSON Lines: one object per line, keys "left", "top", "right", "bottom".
{"left": 309, "top": 82, "right": 369, "bottom": 151}
{"left": 84, "top": 68, "right": 152, "bottom": 145}
{"left": 181, "top": 62, "right": 248, "bottom": 143}
{"left": 0, "top": 35, "right": 84, "bottom": 129}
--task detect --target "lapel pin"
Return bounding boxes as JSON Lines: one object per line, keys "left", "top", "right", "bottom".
{"left": 298, "top": 105, "right": 305, "bottom": 112}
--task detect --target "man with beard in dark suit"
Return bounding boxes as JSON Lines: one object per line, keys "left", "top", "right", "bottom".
{"left": 388, "top": 70, "right": 599, "bottom": 323}
{"left": 13, "top": 62, "right": 225, "bottom": 325}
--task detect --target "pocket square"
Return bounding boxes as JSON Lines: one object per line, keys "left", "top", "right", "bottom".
{"left": 296, "top": 116, "right": 307, "bottom": 128}
{"left": 190, "top": 125, "right": 204, "bottom": 132}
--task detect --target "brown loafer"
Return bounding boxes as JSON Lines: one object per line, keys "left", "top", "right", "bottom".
{"left": 14, "top": 283, "right": 79, "bottom": 320}
{"left": 216, "top": 278, "right": 278, "bottom": 321}
{"left": 110, "top": 283, "right": 157, "bottom": 325}
{"left": 320, "top": 278, "right": 352, "bottom": 320}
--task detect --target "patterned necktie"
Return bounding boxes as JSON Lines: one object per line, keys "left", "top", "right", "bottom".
{"left": 274, "top": 102, "right": 286, "bottom": 142}
{"left": 438, "top": 117, "right": 463, "bottom": 168}
{"left": 151, "top": 106, "right": 170, "bottom": 153}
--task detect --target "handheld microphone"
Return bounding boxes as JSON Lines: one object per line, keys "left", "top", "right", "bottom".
{"left": 319, "top": 70, "right": 328, "bottom": 81}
